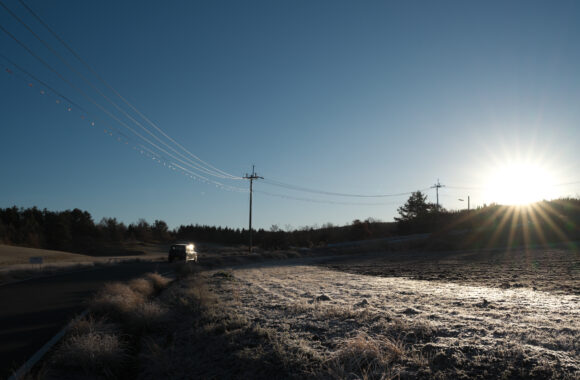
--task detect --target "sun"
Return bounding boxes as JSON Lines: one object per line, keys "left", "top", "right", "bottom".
{"left": 485, "top": 161, "right": 557, "bottom": 206}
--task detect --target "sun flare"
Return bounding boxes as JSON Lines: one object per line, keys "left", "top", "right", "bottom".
{"left": 485, "top": 162, "right": 556, "bottom": 206}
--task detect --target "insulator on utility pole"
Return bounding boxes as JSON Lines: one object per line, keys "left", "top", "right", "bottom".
{"left": 243, "top": 165, "right": 263, "bottom": 253}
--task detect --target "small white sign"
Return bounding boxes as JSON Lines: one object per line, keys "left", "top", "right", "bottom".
{"left": 29, "top": 256, "right": 43, "bottom": 264}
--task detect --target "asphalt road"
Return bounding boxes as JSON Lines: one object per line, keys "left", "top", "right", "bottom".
{"left": 0, "top": 261, "right": 172, "bottom": 379}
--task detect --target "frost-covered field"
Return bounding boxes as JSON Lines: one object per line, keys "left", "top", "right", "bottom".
{"left": 41, "top": 249, "right": 577, "bottom": 379}
{"left": 205, "top": 263, "right": 579, "bottom": 378}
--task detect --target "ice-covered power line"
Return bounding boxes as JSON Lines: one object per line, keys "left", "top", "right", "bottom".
{"left": 0, "top": 52, "right": 86, "bottom": 113}
{"left": 12, "top": 0, "right": 242, "bottom": 181}
{"left": 171, "top": 162, "right": 248, "bottom": 193}
{"left": 0, "top": 3, "right": 469, "bottom": 204}
{"left": 0, "top": 53, "right": 247, "bottom": 192}
{"left": 5, "top": 3, "right": 577, "bottom": 208}
{"left": 1, "top": 0, "right": 235, "bottom": 180}
{"left": 0, "top": 25, "right": 235, "bottom": 181}
{"left": 3, "top": 33, "right": 394, "bottom": 201}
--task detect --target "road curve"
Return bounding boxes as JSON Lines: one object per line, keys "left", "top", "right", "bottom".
{"left": 0, "top": 261, "right": 171, "bottom": 379}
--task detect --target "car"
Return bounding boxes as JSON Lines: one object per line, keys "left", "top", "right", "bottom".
{"left": 168, "top": 243, "right": 198, "bottom": 262}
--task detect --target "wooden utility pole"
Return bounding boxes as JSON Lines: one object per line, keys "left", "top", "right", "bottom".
{"left": 243, "top": 165, "right": 263, "bottom": 253}
{"left": 431, "top": 179, "right": 445, "bottom": 211}
{"left": 459, "top": 195, "right": 470, "bottom": 211}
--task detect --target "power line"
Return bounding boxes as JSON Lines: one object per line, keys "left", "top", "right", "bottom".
{"left": 0, "top": 25, "right": 228, "bottom": 181}
{"left": 2, "top": 55, "right": 577, "bottom": 206}
{"left": 446, "top": 185, "right": 483, "bottom": 190}
{"left": 2, "top": 55, "right": 577, "bottom": 204}
{"left": 0, "top": 54, "right": 247, "bottom": 192}
{"left": 14, "top": 0, "right": 242, "bottom": 181}
{"left": 171, "top": 161, "right": 247, "bottom": 192}
{"left": 262, "top": 177, "right": 428, "bottom": 198}
{"left": 1, "top": 1, "right": 235, "bottom": 181}
{"left": 0, "top": 53, "right": 138, "bottom": 150}
{"left": 0, "top": 52, "right": 87, "bottom": 113}
{"left": 254, "top": 190, "right": 402, "bottom": 206}
{"left": 4, "top": 3, "right": 578, "bottom": 208}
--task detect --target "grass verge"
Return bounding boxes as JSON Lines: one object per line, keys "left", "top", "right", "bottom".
{"left": 33, "top": 272, "right": 171, "bottom": 379}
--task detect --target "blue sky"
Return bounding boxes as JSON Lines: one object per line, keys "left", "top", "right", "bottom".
{"left": 1, "top": 0, "right": 579, "bottom": 230}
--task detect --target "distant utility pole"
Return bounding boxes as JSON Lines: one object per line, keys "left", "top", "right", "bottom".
{"left": 458, "top": 195, "right": 470, "bottom": 211}
{"left": 431, "top": 179, "right": 445, "bottom": 211}
{"left": 243, "top": 165, "right": 263, "bottom": 253}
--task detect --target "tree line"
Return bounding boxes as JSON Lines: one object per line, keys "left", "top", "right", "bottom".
{"left": 0, "top": 206, "right": 174, "bottom": 254}
{"left": 0, "top": 206, "right": 397, "bottom": 254}
{"left": 1, "top": 193, "right": 578, "bottom": 255}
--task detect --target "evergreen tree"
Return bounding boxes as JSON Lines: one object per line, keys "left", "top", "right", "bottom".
{"left": 395, "top": 191, "right": 434, "bottom": 222}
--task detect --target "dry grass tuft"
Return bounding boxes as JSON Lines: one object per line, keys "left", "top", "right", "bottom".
{"left": 68, "top": 315, "right": 119, "bottom": 337}
{"left": 90, "top": 282, "right": 145, "bottom": 317}
{"left": 128, "top": 278, "right": 155, "bottom": 297}
{"left": 161, "top": 277, "right": 217, "bottom": 314}
{"left": 49, "top": 321, "right": 127, "bottom": 378}
{"left": 383, "top": 317, "right": 437, "bottom": 342}
{"left": 328, "top": 332, "right": 402, "bottom": 379}
{"left": 90, "top": 283, "right": 145, "bottom": 319}
{"left": 125, "top": 300, "right": 168, "bottom": 333}
{"left": 89, "top": 273, "right": 170, "bottom": 320}
{"left": 314, "top": 303, "right": 371, "bottom": 321}
{"left": 144, "top": 272, "right": 171, "bottom": 291}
